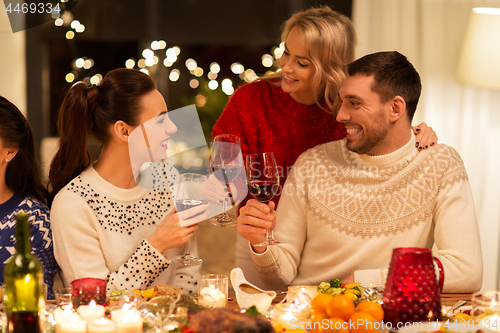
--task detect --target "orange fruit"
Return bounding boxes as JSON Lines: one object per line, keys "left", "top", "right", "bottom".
{"left": 348, "top": 312, "right": 379, "bottom": 333}
{"left": 309, "top": 313, "right": 330, "bottom": 333}
{"left": 311, "top": 293, "right": 335, "bottom": 315}
{"left": 326, "top": 295, "right": 355, "bottom": 321}
{"left": 355, "top": 301, "right": 384, "bottom": 322}
{"left": 322, "top": 318, "right": 349, "bottom": 333}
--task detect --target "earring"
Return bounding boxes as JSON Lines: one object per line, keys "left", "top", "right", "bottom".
{"left": 5, "top": 159, "right": 9, "bottom": 162}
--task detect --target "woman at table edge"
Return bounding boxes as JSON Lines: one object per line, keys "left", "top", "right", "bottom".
{"left": 48, "top": 68, "right": 208, "bottom": 293}
{"left": 0, "top": 96, "right": 57, "bottom": 299}
{"left": 212, "top": 6, "right": 438, "bottom": 288}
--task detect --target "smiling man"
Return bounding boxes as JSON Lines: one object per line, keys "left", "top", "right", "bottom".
{"left": 246, "top": 51, "right": 483, "bottom": 293}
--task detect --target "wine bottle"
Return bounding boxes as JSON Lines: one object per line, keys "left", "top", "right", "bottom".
{"left": 4, "top": 211, "right": 44, "bottom": 333}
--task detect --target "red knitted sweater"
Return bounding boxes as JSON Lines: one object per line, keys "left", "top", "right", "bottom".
{"left": 212, "top": 80, "right": 347, "bottom": 206}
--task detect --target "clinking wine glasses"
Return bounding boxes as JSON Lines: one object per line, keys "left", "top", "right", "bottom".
{"left": 172, "top": 173, "right": 207, "bottom": 266}
{"left": 246, "top": 152, "right": 281, "bottom": 247}
{"left": 209, "top": 134, "right": 243, "bottom": 227}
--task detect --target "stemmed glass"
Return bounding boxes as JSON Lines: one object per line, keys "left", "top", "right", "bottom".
{"left": 209, "top": 134, "right": 243, "bottom": 227}
{"left": 245, "top": 152, "right": 280, "bottom": 246}
{"left": 172, "top": 173, "right": 207, "bottom": 266}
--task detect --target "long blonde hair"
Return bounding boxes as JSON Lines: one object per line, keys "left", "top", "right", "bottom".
{"left": 261, "top": 6, "right": 356, "bottom": 112}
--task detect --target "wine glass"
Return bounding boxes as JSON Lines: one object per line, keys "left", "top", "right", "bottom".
{"left": 209, "top": 134, "right": 243, "bottom": 227}
{"left": 245, "top": 152, "right": 280, "bottom": 246}
{"left": 172, "top": 173, "right": 207, "bottom": 265}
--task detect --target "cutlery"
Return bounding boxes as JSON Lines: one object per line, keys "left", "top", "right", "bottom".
{"left": 445, "top": 299, "right": 467, "bottom": 316}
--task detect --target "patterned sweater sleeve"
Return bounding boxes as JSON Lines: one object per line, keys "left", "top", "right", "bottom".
{"left": 51, "top": 191, "right": 170, "bottom": 292}
{"left": 354, "top": 146, "right": 483, "bottom": 292}
{"left": 432, "top": 148, "right": 483, "bottom": 293}
{"left": 106, "top": 240, "right": 169, "bottom": 292}
{"left": 27, "top": 201, "right": 57, "bottom": 300}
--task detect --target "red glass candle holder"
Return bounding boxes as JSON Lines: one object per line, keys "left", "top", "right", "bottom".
{"left": 382, "top": 247, "right": 444, "bottom": 325}
{"left": 71, "top": 277, "right": 107, "bottom": 308}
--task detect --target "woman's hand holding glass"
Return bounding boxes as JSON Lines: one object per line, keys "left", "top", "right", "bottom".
{"left": 147, "top": 202, "right": 208, "bottom": 254}
{"left": 237, "top": 199, "right": 277, "bottom": 253}
{"left": 203, "top": 174, "right": 237, "bottom": 205}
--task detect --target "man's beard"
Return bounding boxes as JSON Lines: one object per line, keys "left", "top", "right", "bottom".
{"left": 346, "top": 109, "right": 388, "bottom": 155}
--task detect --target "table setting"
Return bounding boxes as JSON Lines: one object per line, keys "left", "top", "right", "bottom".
{"left": 0, "top": 247, "right": 490, "bottom": 333}
{"left": 18, "top": 271, "right": 489, "bottom": 333}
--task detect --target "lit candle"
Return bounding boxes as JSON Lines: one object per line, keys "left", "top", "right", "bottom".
{"left": 58, "top": 313, "right": 87, "bottom": 333}
{"left": 111, "top": 303, "right": 136, "bottom": 322}
{"left": 88, "top": 318, "right": 116, "bottom": 333}
{"left": 115, "top": 310, "right": 143, "bottom": 333}
{"left": 271, "top": 303, "right": 308, "bottom": 333}
{"left": 53, "top": 304, "right": 75, "bottom": 323}
{"left": 199, "top": 285, "right": 227, "bottom": 308}
{"left": 77, "top": 300, "right": 106, "bottom": 321}
{"left": 53, "top": 304, "right": 78, "bottom": 333}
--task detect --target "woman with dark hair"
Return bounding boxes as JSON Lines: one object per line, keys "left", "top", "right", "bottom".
{"left": 0, "top": 96, "right": 56, "bottom": 299}
{"left": 49, "top": 68, "right": 207, "bottom": 293}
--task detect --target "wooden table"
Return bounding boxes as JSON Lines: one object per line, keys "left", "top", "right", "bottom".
{"left": 440, "top": 293, "right": 472, "bottom": 307}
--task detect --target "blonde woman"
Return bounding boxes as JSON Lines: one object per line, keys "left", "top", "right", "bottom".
{"left": 212, "top": 6, "right": 437, "bottom": 287}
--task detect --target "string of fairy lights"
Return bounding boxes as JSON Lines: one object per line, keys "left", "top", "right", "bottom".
{"left": 52, "top": 7, "right": 286, "bottom": 96}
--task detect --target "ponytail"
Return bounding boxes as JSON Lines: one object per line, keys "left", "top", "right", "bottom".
{"left": 48, "top": 68, "right": 156, "bottom": 202}
{"left": 48, "top": 82, "right": 97, "bottom": 201}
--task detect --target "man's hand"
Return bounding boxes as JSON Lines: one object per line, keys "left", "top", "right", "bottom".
{"left": 237, "top": 199, "right": 276, "bottom": 253}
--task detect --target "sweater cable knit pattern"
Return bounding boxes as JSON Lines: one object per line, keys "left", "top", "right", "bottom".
{"left": 292, "top": 140, "right": 469, "bottom": 238}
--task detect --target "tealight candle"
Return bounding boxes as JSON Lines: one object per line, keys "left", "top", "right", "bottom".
{"left": 77, "top": 300, "right": 106, "bottom": 321}
{"left": 53, "top": 305, "right": 74, "bottom": 323}
{"left": 58, "top": 313, "right": 87, "bottom": 333}
{"left": 111, "top": 303, "right": 136, "bottom": 322}
{"left": 115, "top": 311, "right": 143, "bottom": 333}
{"left": 271, "top": 302, "right": 308, "bottom": 333}
{"left": 53, "top": 304, "right": 78, "bottom": 333}
{"left": 88, "top": 318, "right": 116, "bottom": 333}
{"left": 199, "top": 286, "right": 227, "bottom": 308}
{"left": 197, "top": 274, "right": 228, "bottom": 308}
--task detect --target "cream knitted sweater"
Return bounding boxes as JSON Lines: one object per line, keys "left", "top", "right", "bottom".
{"left": 250, "top": 135, "right": 483, "bottom": 293}
{"left": 51, "top": 166, "right": 199, "bottom": 293}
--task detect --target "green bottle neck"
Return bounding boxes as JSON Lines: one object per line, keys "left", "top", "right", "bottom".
{"left": 15, "top": 212, "right": 31, "bottom": 255}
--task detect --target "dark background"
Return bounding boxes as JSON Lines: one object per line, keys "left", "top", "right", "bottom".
{"left": 25, "top": 0, "right": 353, "bottom": 149}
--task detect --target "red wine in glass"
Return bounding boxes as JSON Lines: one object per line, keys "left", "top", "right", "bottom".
{"left": 248, "top": 181, "right": 279, "bottom": 202}
{"left": 245, "top": 152, "right": 280, "bottom": 246}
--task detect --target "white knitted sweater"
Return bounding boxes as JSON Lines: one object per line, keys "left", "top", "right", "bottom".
{"left": 250, "top": 134, "right": 483, "bottom": 293}
{"left": 51, "top": 166, "right": 199, "bottom": 293}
